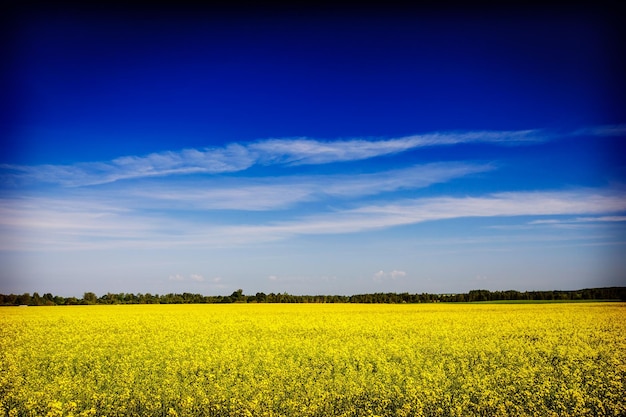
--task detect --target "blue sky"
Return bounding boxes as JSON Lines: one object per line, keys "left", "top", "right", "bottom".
{"left": 1, "top": 4, "right": 625, "bottom": 296}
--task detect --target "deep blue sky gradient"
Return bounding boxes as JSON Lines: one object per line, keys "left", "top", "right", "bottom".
{"left": 6, "top": 5, "right": 624, "bottom": 163}
{"left": 1, "top": 3, "right": 625, "bottom": 296}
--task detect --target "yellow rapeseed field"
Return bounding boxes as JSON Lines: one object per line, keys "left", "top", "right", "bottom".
{"left": 1, "top": 303, "right": 624, "bottom": 416}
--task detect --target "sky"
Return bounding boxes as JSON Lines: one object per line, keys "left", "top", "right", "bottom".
{"left": 1, "top": 3, "right": 625, "bottom": 297}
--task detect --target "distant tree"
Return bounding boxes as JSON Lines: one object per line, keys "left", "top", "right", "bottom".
{"left": 124, "top": 293, "right": 137, "bottom": 303}
{"left": 101, "top": 293, "right": 118, "bottom": 304}
{"left": 17, "top": 293, "right": 31, "bottom": 305}
{"left": 31, "top": 292, "right": 43, "bottom": 306}
{"left": 230, "top": 289, "right": 244, "bottom": 302}
{"left": 468, "top": 290, "right": 490, "bottom": 302}
{"left": 64, "top": 297, "right": 79, "bottom": 305}
{"left": 83, "top": 292, "right": 98, "bottom": 305}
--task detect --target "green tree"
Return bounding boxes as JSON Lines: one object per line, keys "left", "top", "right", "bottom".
{"left": 83, "top": 292, "right": 98, "bottom": 304}
{"left": 230, "top": 289, "right": 244, "bottom": 302}
{"left": 31, "top": 292, "right": 43, "bottom": 306}
{"left": 65, "top": 297, "right": 79, "bottom": 305}
{"left": 17, "top": 293, "right": 31, "bottom": 305}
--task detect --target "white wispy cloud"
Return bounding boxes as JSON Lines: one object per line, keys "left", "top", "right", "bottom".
{"left": 1, "top": 188, "right": 624, "bottom": 251}
{"left": 0, "top": 163, "right": 490, "bottom": 228}
{"left": 529, "top": 216, "right": 626, "bottom": 225}
{"left": 249, "top": 129, "right": 543, "bottom": 165}
{"left": 190, "top": 274, "right": 205, "bottom": 282}
{"left": 167, "top": 273, "right": 206, "bottom": 282}
{"left": 0, "top": 144, "right": 254, "bottom": 187}
{"left": 169, "top": 274, "right": 184, "bottom": 281}
{"left": 1, "top": 124, "right": 622, "bottom": 253}
{"left": 122, "top": 162, "right": 494, "bottom": 210}
{"left": 0, "top": 195, "right": 177, "bottom": 251}
{"left": 373, "top": 270, "right": 407, "bottom": 282}
{"left": 316, "top": 162, "right": 493, "bottom": 198}
{"left": 0, "top": 128, "right": 542, "bottom": 187}
{"left": 219, "top": 189, "right": 626, "bottom": 240}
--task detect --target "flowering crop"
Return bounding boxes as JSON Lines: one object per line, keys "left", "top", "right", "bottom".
{"left": 1, "top": 303, "right": 624, "bottom": 416}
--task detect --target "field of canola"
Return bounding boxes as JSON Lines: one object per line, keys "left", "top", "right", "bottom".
{"left": 1, "top": 303, "right": 625, "bottom": 417}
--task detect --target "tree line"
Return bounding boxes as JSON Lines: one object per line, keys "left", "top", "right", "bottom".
{"left": 1, "top": 287, "right": 624, "bottom": 306}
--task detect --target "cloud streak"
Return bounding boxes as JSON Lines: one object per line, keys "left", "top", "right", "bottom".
{"left": 1, "top": 144, "right": 255, "bottom": 187}
{"left": 0, "top": 161, "right": 495, "bottom": 250}
{"left": 4, "top": 187, "right": 622, "bottom": 251}
{"left": 221, "top": 189, "right": 626, "bottom": 240}
{"left": 1, "top": 128, "right": 543, "bottom": 187}
{"left": 1, "top": 125, "right": 624, "bottom": 256}
{"left": 528, "top": 216, "right": 626, "bottom": 225}
{"left": 122, "top": 162, "right": 494, "bottom": 210}
{"left": 248, "top": 129, "right": 544, "bottom": 165}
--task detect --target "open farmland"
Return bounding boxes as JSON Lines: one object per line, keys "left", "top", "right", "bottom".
{"left": 1, "top": 303, "right": 624, "bottom": 417}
